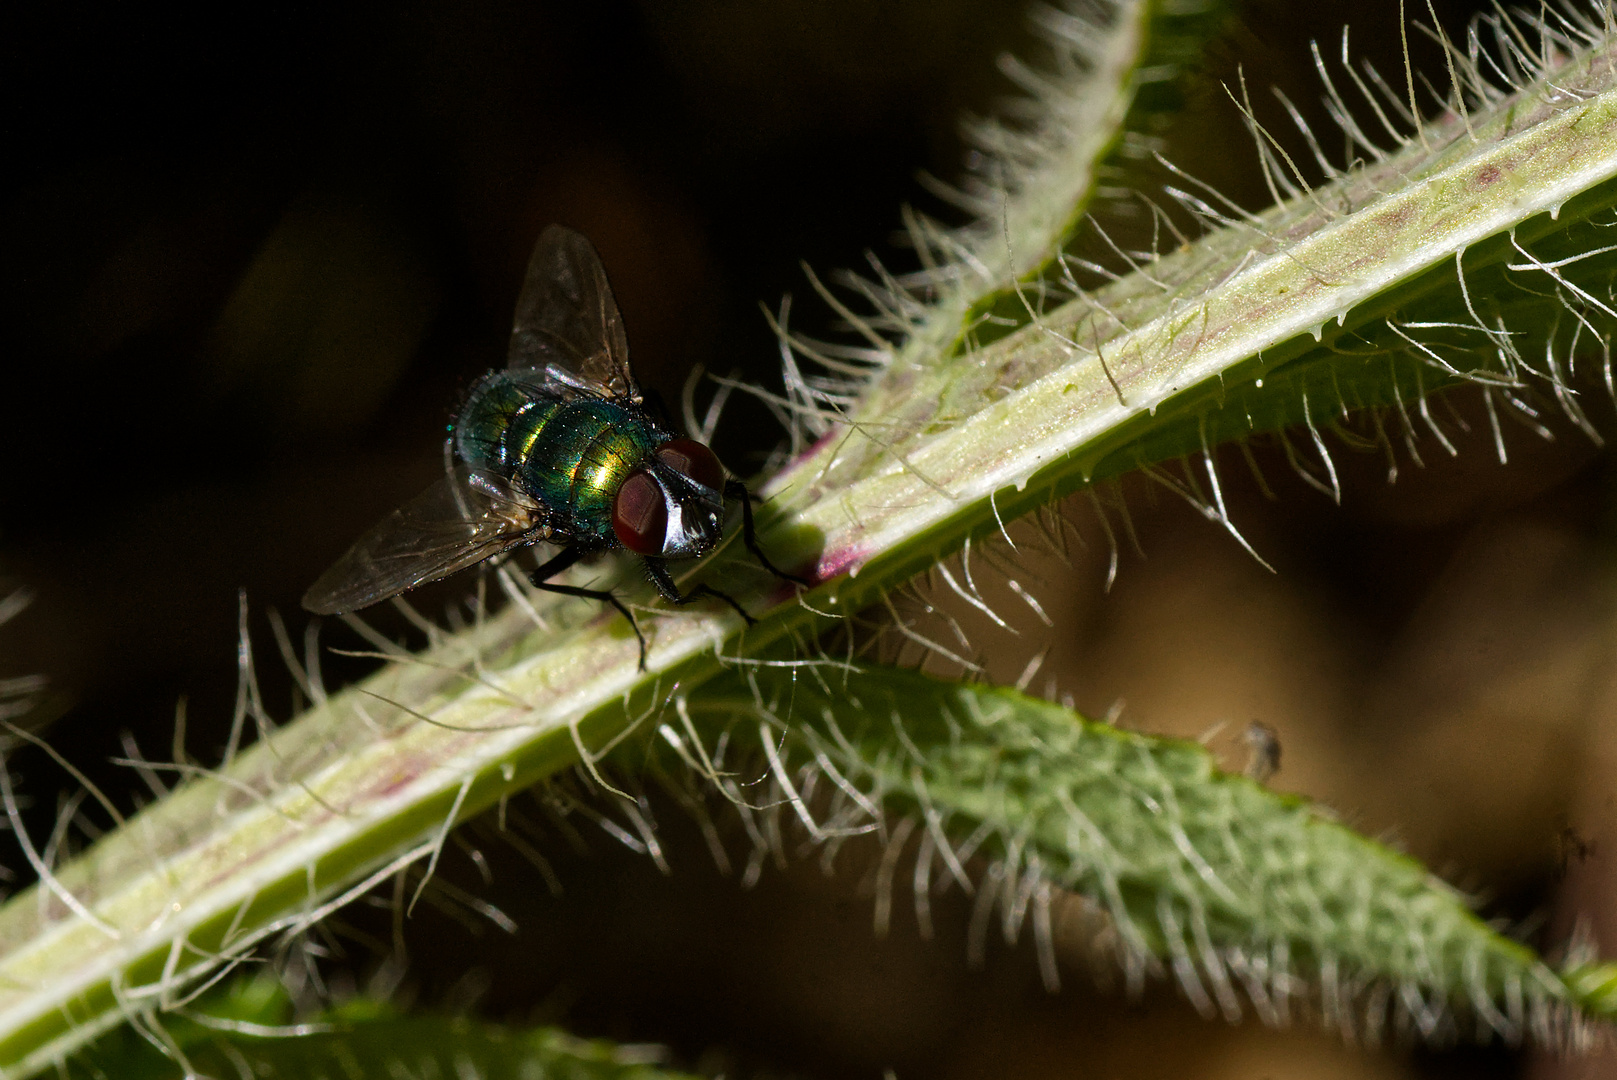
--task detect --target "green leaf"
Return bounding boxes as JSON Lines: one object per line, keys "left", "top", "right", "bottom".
{"left": 66, "top": 976, "right": 696, "bottom": 1080}
{"left": 664, "top": 664, "right": 1615, "bottom": 1043}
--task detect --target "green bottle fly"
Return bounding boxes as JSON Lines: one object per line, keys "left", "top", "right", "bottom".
{"left": 303, "top": 225, "right": 805, "bottom": 667}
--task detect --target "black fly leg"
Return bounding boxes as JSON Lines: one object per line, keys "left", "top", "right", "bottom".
{"left": 724, "top": 480, "right": 811, "bottom": 587}
{"left": 529, "top": 546, "right": 649, "bottom": 670}
{"left": 643, "top": 558, "right": 756, "bottom": 626}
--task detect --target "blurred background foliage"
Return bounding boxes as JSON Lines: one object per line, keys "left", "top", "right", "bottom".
{"left": 2, "top": 1, "right": 1614, "bottom": 1077}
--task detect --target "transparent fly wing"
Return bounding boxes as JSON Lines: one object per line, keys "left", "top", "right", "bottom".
{"left": 302, "top": 468, "right": 550, "bottom": 615}
{"left": 506, "top": 224, "right": 638, "bottom": 401}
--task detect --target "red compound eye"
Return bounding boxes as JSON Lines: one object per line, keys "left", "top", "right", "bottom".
{"left": 612, "top": 470, "right": 667, "bottom": 555}
{"left": 655, "top": 438, "right": 725, "bottom": 491}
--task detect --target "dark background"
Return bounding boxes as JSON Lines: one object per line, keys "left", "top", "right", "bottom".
{"left": 3, "top": 2, "right": 1614, "bottom": 1078}
{"left": 0, "top": 0, "right": 1033, "bottom": 736}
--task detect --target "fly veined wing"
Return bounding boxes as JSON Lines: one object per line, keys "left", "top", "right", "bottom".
{"left": 506, "top": 225, "right": 638, "bottom": 402}
{"left": 302, "top": 468, "right": 550, "bottom": 615}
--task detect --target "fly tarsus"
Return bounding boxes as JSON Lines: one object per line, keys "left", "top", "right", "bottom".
{"left": 643, "top": 558, "right": 756, "bottom": 626}
{"left": 724, "top": 480, "right": 811, "bottom": 588}
{"left": 531, "top": 547, "right": 648, "bottom": 670}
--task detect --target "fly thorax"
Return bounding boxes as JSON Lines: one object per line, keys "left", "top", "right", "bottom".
{"left": 563, "top": 410, "right": 658, "bottom": 536}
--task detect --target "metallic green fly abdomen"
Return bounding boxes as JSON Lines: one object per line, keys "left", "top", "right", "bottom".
{"left": 456, "top": 376, "right": 660, "bottom": 547}
{"left": 303, "top": 224, "right": 807, "bottom": 667}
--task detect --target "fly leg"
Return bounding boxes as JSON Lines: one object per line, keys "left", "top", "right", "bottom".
{"left": 529, "top": 546, "right": 649, "bottom": 671}
{"left": 724, "top": 480, "right": 812, "bottom": 587}
{"left": 643, "top": 558, "right": 756, "bottom": 626}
